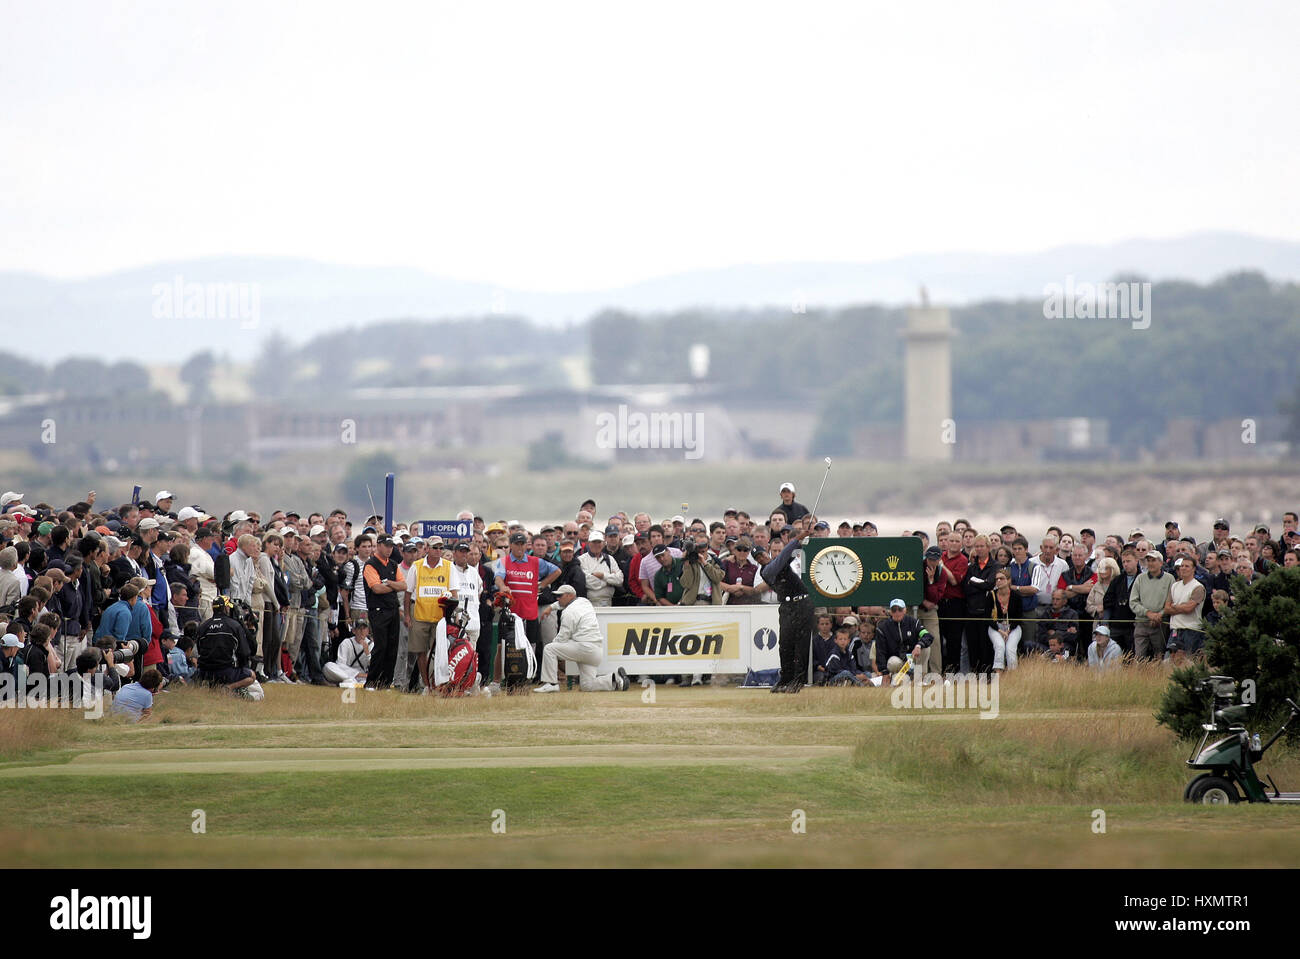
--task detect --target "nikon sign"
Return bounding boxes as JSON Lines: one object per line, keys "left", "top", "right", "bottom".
{"left": 801, "top": 537, "right": 923, "bottom": 607}
{"left": 591, "top": 606, "right": 778, "bottom": 676}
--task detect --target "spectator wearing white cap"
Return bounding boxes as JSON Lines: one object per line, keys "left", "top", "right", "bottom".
{"left": 773, "top": 482, "right": 809, "bottom": 524}
{"left": 533, "top": 585, "right": 629, "bottom": 693}
{"left": 175, "top": 506, "right": 206, "bottom": 534}
{"left": 155, "top": 491, "right": 176, "bottom": 516}
{"left": 1129, "top": 551, "right": 1174, "bottom": 661}
{"left": 578, "top": 530, "right": 624, "bottom": 607}
{"left": 1087, "top": 624, "right": 1122, "bottom": 668}
{"left": 0, "top": 492, "right": 24, "bottom": 514}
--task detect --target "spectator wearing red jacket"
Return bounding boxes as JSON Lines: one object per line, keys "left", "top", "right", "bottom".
{"left": 920, "top": 545, "right": 945, "bottom": 673}
{"left": 935, "top": 531, "right": 967, "bottom": 675}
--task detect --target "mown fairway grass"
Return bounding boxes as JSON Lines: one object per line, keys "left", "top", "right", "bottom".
{"left": 3, "top": 660, "right": 1298, "bottom": 867}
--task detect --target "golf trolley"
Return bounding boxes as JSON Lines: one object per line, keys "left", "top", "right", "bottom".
{"left": 1184, "top": 675, "right": 1300, "bottom": 804}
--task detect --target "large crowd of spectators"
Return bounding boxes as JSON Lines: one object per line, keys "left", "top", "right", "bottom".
{"left": 1, "top": 483, "right": 1295, "bottom": 712}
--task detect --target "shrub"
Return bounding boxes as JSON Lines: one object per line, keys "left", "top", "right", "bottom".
{"left": 1156, "top": 567, "right": 1300, "bottom": 740}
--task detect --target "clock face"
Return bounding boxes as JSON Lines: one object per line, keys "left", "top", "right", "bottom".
{"left": 809, "top": 545, "right": 864, "bottom": 599}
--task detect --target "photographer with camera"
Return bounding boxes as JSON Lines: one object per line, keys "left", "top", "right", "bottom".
{"left": 653, "top": 540, "right": 725, "bottom": 607}
{"left": 92, "top": 582, "right": 142, "bottom": 681}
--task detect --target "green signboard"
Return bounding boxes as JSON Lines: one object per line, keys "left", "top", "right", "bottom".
{"left": 800, "top": 537, "right": 924, "bottom": 607}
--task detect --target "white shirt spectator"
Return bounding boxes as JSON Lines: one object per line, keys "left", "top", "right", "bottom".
{"left": 1031, "top": 555, "right": 1069, "bottom": 607}
{"left": 229, "top": 549, "right": 256, "bottom": 606}
{"left": 188, "top": 544, "right": 217, "bottom": 606}
{"left": 449, "top": 561, "right": 482, "bottom": 630}
{"left": 579, "top": 549, "right": 624, "bottom": 606}
{"left": 1169, "top": 577, "right": 1205, "bottom": 632}
{"left": 554, "top": 596, "right": 601, "bottom": 646}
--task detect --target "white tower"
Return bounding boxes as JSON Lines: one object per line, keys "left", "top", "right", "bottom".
{"left": 903, "top": 287, "right": 954, "bottom": 462}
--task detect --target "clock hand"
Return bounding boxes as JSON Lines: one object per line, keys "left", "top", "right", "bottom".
{"left": 832, "top": 565, "right": 846, "bottom": 589}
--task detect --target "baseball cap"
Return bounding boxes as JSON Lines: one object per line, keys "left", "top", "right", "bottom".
{"left": 486, "top": 522, "right": 505, "bottom": 533}
{"left": 1128, "top": 528, "right": 1146, "bottom": 539}
{"left": 1216, "top": 548, "right": 1232, "bottom": 557}
{"left": 402, "top": 541, "right": 419, "bottom": 552}
{"left": 1145, "top": 550, "right": 1164, "bottom": 561}
{"left": 723, "top": 507, "right": 738, "bottom": 515}
{"left": 155, "top": 531, "right": 175, "bottom": 542}
{"left": 813, "top": 521, "right": 830, "bottom": 531}
{"left": 781, "top": 524, "right": 795, "bottom": 534}
{"left": 925, "top": 545, "right": 942, "bottom": 559}
{"left": 1, "top": 636, "right": 21, "bottom": 648}
{"left": 507, "top": 520, "right": 522, "bottom": 528}
{"left": 104, "top": 536, "right": 124, "bottom": 550}
{"left": 333, "top": 542, "right": 349, "bottom": 553}
{"left": 559, "top": 541, "right": 575, "bottom": 551}
{"left": 1173, "top": 557, "right": 1187, "bottom": 567}
{"left": 426, "top": 537, "right": 444, "bottom": 547}
{"left": 453, "top": 542, "right": 470, "bottom": 552}
{"left": 780, "top": 482, "right": 796, "bottom": 494}
{"left": 622, "top": 533, "right": 634, "bottom": 547}
{"left": 841, "top": 614, "right": 859, "bottom": 627}
{"left": 553, "top": 584, "right": 577, "bottom": 597}
{"left": 309, "top": 524, "right": 327, "bottom": 537}
{"left": 1094, "top": 625, "right": 1111, "bottom": 637}
{"left": 375, "top": 535, "right": 394, "bottom": 546}
{"left": 604, "top": 524, "right": 619, "bottom": 536}
{"left": 156, "top": 490, "right": 175, "bottom": 501}
{"left": 0, "top": 492, "right": 22, "bottom": 507}
{"left": 1213, "top": 518, "right": 1230, "bottom": 530}
{"left": 1164, "top": 520, "right": 1179, "bottom": 529}
{"left": 228, "top": 510, "right": 250, "bottom": 523}
{"left": 281, "top": 526, "right": 299, "bottom": 537}
{"left": 509, "top": 531, "right": 527, "bottom": 544}
{"left": 177, "top": 506, "right": 206, "bottom": 522}
{"left": 37, "top": 521, "right": 55, "bottom": 536}
{"left": 652, "top": 543, "right": 668, "bottom": 556}
{"left": 888, "top": 598, "right": 907, "bottom": 609}
{"left": 671, "top": 515, "right": 685, "bottom": 525}
{"left": 836, "top": 621, "right": 854, "bottom": 632}
{"left": 139, "top": 518, "right": 161, "bottom": 531}
{"left": 588, "top": 531, "right": 604, "bottom": 543}
{"left": 351, "top": 617, "right": 369, "bottom": 630}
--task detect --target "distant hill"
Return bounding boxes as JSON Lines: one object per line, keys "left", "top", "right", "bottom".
{"left": 6, "top": 231, "right": 1300, "bottom": 362}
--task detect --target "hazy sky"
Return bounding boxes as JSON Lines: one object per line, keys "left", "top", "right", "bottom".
{"left": 2, "top": 0, "right": 1296, "bottom": 290}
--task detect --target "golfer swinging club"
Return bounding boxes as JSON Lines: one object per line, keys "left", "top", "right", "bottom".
{"left": 762, "top": 515, "right": 816, "bottom": 692}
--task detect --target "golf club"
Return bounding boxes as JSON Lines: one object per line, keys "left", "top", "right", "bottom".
{"left": 809, "top": 457, "right": 832, "bottom": 520}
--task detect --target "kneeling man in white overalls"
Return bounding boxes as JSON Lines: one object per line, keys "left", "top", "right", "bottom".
{"left": 535, "top": 585, "right": 631, "bottom": 693}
